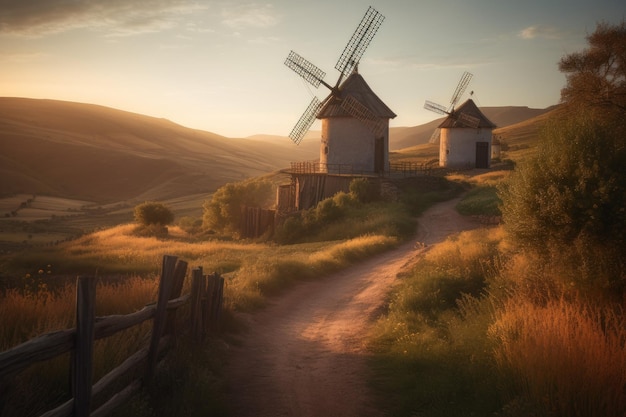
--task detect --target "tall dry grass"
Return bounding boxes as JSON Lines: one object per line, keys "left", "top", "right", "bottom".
{"left": 490, "top": 295, "right": 626, "bottom": 417}
{"left": 0, "top": 276, "right": 159, "bottom": 417}
{"left": 0, "top": 276, "right": 157, "bottom": 350}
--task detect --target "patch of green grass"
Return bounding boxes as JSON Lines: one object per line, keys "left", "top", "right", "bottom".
{"left": 368, "top": 228, "right": 505, "bottom": 417}
{"left": 456, "top": 185, "right": 502, "bottom": 216}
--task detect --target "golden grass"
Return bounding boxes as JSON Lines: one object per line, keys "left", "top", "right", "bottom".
{"left": 490, "top": 296, "right": 626, "bottom": 417}
{"left": 0, "top": 276, "right": 158, "bottom": 350}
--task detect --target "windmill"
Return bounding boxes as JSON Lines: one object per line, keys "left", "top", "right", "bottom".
{"left": 424, "top": 71, "right": 480, "bottom": 143}
{"left": 285, "top": 6, "right": 386, "bottom": 145}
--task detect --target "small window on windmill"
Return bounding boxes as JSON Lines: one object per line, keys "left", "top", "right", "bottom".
{"left": 324, "top": 146, "right": 329, "bottom": 155}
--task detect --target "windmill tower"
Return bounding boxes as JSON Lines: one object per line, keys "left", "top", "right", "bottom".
{"left": 424, "top": 72, "right": 496, "bottom": 169}
{"left": 285, "top": 6, "right": 395, "bottom": 174}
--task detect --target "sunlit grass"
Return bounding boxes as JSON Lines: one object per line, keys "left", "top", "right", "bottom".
{"left": 368, "top": 222, "right": 626, "bottom": 417}
{"left": 490, "top": 296, "right": 626, "bottom": 417}
{"left": 368, "top": 227, "right": 506, "bottom": 416}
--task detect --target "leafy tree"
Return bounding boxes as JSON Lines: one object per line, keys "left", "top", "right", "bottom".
{"left": 500, "top": 116, "right": 625, "bottom": 250}
{"left": 500, "top": 20, "right": 626, "bottom": 288}
{"left": 202, "top": 179, "right": 273, "bottom": 234}
{"left": 134, "top": 201, "right": 174, "bottom": 226}
{"left": 559, "top": 20, "right": 626, "bottom": 118}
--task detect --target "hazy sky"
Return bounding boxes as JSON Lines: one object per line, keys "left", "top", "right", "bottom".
{"left": 1, "top": 0, "right": 624, "bottom": 137}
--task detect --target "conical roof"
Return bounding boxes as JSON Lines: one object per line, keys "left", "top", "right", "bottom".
{"left": 317, "top": 71, "right": 396, "bottom": 119}
{"left": 438, "top": 99, "right": 496, "bottom": 129}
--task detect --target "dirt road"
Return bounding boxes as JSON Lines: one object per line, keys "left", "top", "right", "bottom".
{"left": 223, "top": 197, "right": 480, "bottom": 417}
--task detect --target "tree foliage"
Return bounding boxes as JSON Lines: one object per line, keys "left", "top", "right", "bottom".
{"left": 500, "top": 116, "right": 626, "bottom": 250}
{"left": 202, "top": 179, "right": 274, "bottom": 234}
{"left": 500, "top": 20, "right": 626, "bottom": 288}
{"left": 559, "top": 20, "right": 626, "bottom": 117}
{"left": 134, "top": 201, "right": 174, "bottom": 226}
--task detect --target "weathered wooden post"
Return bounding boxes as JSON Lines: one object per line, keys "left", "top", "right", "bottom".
{"left": 166, "top": 259, "right": 188, "bottom": 339}
{"left": 146, "top": 255, "right": 177, "bottom": 381}
{"left": 190, "top": 267, "right": 204, "bottom": 342}
{"left": 73, "top": 276, "right": 96, "bottom": 417}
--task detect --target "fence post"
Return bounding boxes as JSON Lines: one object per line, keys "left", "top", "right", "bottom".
{"left": 73, "top": 276, "right": 96, "bottom": 417}
{"left": 166, "top": 259, "right": 188, "bottom": 338}
{"left": 190, "top": 267, "right": 204, "bottom": 342}
{"left": 211, "top": 274, "right": 225, "bottom": 332}
{"left": 146, "top": 255, "right": 177, "bottom": 381}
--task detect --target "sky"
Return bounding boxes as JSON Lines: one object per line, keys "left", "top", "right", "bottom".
{"left": 1, "top": 0, "right": 624, "bottom": 138}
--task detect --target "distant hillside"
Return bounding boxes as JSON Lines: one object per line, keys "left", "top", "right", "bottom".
{"left": 0, "top": 98, "right": 317, "bottom": 203}
{"left": 389, "top": 105, "right": 557, "bottom": 150}
{"left": 0, "top": 98, "right": 557, "bottom": 205}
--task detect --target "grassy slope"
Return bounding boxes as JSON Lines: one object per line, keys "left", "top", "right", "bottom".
{"left": 0, "top": 97, "right": 318, "bottom": 203}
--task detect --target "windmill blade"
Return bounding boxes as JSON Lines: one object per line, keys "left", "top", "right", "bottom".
{"left": 448, "top": 71, "right": 473, "bottom": 111}
{"left": 429, "top": 128, "right": 441, "bottom": 144}
{"left": 335, "top": 6, "right": 385, "bottom": 82}
{"left": 456, "top": 111, "right": 481, "bottom": 128}
{"left": 288, "top": 97, "right": 322, "bottom": 145}
{"left": 340, "top": 95, "right": 386, "bottom": 137}
{"left": 424, "top": 100, "right": 448, "bottom": 115}
{"left": 285, "top": 51, "right": 330, "bottom": 89}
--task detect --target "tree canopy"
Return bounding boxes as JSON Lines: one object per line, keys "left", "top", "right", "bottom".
{"left": 500, "top": 20, "right": 626, "bottom": 289}
{"left": 202, "top": 179, "right": 274, "bottom": 235}
{"left": 134, "top": 201, "right": 174, "bottom": 226}
{"left": 559, "top": 20, "right": 626, "bottom": 117}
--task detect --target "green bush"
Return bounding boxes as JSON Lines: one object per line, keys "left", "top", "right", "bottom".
{"left": 499, "top": 114, "right": 626, "bottom": 256}
{"left": 134, "top": 202, "right": 174, "bottom": 226}
{"left": 202, "top": 179, "right": 274, "bottom": 235}
{"left": 349, "top": 177, "right": 379, "bottom": 203}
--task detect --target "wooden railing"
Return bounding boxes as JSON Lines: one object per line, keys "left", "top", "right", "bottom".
{"left": 288, "top": 160, "right": 440, "bottom": 177}
{"left": 0, "top": 255, "right": 224, "bottom": 417}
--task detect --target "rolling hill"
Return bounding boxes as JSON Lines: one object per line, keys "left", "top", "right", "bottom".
{"left": 0, "top": 98, "right": 317, "bottom": 203}
{"left": 0, "top": 97, "right": 555, "bottom": 205}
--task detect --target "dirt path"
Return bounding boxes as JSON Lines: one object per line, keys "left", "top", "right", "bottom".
{"left": 223, "top": 197, "right": 481, "bottom": 417}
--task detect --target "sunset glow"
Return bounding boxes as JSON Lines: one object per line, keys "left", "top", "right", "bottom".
{"left": 1, "top": 0, "right": 624, "bottom": 137}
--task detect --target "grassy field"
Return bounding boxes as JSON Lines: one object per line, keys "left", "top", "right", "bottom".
{"left": 0, "top": 185, "right": 420, "bottom": 416}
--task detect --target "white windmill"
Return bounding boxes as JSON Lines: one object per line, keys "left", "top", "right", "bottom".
{"left": 424, "top": 72, "right": 495, "bottom": 169}
{"left": 284, "top": 6, "right": 396, "bottom": 174}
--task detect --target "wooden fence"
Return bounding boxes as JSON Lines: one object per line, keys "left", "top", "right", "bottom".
{"left": 0, "top": 255, "right": 224, "bottom": 417}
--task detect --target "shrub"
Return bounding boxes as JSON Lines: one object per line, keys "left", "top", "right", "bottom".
{"left": 349, "top": 178, "right": 379, "bottom": 203}
{"left": 134, "top": 202, "right": 174, "bottom": 226}
{"left": 202, "top": 179, "right": 273, "bottom": 235}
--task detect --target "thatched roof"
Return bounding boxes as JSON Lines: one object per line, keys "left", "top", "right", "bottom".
{"left": 317, "top": 72, "right": 396, "bottom": 119}
{"left": 439, "top": 99, "right": 496, "bottom": 129}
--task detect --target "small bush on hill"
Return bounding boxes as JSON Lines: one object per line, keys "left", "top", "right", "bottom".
{"left": 134, "top": 202, "right": 174, "bottom": 226}
{"left": 133, "top": 202, "right": 174, "bottom": 237}
{"left": 202, "top": 179, "right": 274, "bottom": 236}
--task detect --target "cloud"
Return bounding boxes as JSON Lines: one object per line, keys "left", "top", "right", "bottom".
{"left": 220, "top": 3, "right": 279, "bottom": 29}
{"left": 0, "top": 0, "right": 207, "bottom": 37}
{"left": 518, "top": 25, "right": 563, "bottom": 40}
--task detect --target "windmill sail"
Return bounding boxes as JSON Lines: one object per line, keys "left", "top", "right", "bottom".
{"left": 285, "top": 7, "right": 386, "bottom": 144}
{"left": 285, "top": 51, "right": 329, "bottom": 89}
{"left": 335, "top": 7, "right": 385, "bottom": 83}
{"left": 340, "top": 95, "right": 386, "bottom": 137}
{"left": 448, "top": 71, "right": 473, "bottom": 111}
{"left": 289, "top": 97, "right": 322, "bottom": 145}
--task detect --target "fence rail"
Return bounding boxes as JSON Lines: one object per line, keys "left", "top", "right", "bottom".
{"left": 0, "top": 255, "right": 224, "bottom": 417}
{"left": 287, "top": 160, "right": 439, "bottom": 177}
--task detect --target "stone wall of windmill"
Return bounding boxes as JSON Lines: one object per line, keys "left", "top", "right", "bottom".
{"left": 320, "top": 117, "right": 389, "bottom": 174}
{"left": 439, "top": 127, "right": 492, "bottom": 169}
